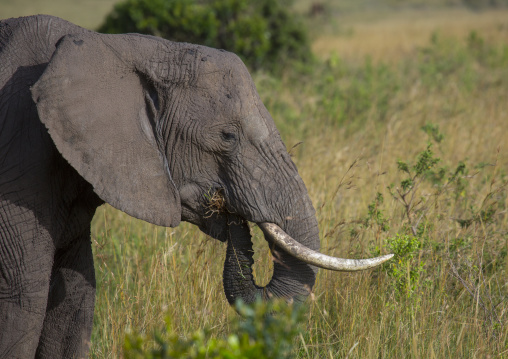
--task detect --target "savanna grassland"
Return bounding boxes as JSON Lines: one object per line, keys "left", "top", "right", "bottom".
{"left": 2, "top": 1, "right": 508, "bottom": 357}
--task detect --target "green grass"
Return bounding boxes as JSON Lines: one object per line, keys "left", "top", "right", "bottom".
{"left": 1, "top": 1, "right": 507, "bottom": 357}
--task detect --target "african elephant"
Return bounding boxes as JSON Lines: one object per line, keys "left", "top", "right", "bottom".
{"left": 0, "top": 15, "right": 392, "bottom": 358}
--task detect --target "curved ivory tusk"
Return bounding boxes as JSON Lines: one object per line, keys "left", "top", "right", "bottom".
{"left": 258, "top": 222, "right": 394, "bottom": 271}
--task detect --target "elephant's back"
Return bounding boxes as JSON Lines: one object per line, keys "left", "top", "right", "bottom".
{"left": 0, "top": 15, "right": 90, "bottom": 85}
{"left": 0, "top": 16, "right": 88, "bottom": 193}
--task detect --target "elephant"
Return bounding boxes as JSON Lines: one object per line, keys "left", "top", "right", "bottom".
{"left": 0, "top": 15, "right": 392, "bottom": 358}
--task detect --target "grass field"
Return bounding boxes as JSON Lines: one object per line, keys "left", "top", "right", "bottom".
{"left": 2, "top": 1, "right": 508, "bottom": 357}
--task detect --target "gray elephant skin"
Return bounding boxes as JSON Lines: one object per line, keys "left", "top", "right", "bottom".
{"left": 0, "top": 15, "right": 391, "bottom": 358}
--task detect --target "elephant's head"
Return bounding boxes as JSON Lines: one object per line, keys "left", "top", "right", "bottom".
{"left": 31, "top": 32, "right": 392, "bottom": 304}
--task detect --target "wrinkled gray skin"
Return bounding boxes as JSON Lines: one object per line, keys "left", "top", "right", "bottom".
{"left": 0, "top": 15, "right": 319, "bottom": 358}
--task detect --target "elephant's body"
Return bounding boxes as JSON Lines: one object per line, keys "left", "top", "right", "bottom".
{"left": 0, "top": 15, "right": 390, "bottom": 359}
{"left": 0, "top": 16, "right": 102, "bottom": 357}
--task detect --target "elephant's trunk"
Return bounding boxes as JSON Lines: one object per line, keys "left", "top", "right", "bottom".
{"left": 222, "top": 207, "right": 321, "bottom": 304}
{"left": 222, "top": 218, "right": 264, "bottom": 304}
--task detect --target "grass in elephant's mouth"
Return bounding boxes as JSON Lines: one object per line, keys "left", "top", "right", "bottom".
{"left": 203, "top": 188, "right": 228, "bottom": 218}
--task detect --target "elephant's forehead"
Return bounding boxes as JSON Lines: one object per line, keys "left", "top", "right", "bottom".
{"left": 197, "top": 49, "right": 253, "bottom": 91}
{"left": 194, "top": 64, "right": 260, "bottom": 116}
{"left": 191, "top": 47, "right": 275, "bottom": 138}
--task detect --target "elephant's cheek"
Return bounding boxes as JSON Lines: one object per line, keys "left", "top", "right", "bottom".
{"left": 179, "top": 184, "right": 203, "bottom": 224}
{"left": 180, "top": 205, "right": 202, "bottom": 226}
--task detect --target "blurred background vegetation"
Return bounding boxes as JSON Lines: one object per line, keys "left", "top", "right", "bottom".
{"left": 2, "top": 0, "right": 508, "bottom": 357}
{"left": 97, "top": 0, "right": 311, "bottom": 71}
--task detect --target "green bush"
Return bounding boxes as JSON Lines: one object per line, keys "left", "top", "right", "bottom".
{"left": 97, "top": 0, "right": 311, "bottom": 71}
{"left": 384, "top": 233, "right": 425, "bottom": 300}
{"left": 123, "top": 299, "right": 304, "bottom": 358}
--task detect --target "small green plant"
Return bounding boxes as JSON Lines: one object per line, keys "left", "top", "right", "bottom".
{"left": 124, "top": 299, "right": 304, "bottom": 358}
{"left": 388, "top": 143, "right": 440, "bottom": 235}
{"left": 384, "top": 233, "right": 424, "bottom": 300}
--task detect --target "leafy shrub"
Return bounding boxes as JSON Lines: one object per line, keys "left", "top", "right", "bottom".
{"left": 124, "top": 299, "right": 304, "bottom": 358}
{"left": 384, "top": 233, "right": 425, "bottom": 300}
{"left": 98, "top": 0, "right": 311, "bottom": 71}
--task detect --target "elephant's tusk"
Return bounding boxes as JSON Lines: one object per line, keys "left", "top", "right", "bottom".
{"left": 258, "top": 222, "right": 394, "bottom": 271}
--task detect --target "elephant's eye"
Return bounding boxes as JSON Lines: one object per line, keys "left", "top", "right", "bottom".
{"left": 221, "top": 131, "right": 237, "bottom": 142}
{"left": 215, "top": 128, "right": 239, "bottom": 154}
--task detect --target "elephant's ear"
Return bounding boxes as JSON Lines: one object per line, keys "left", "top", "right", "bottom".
{"left": 31, "top": 33, "right": 181, "bottom": 227}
